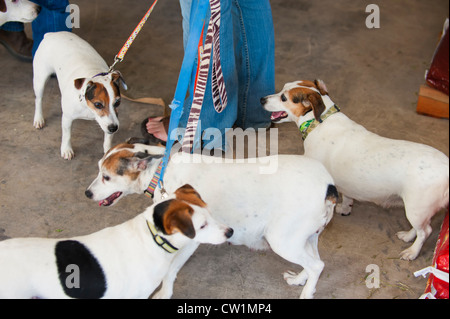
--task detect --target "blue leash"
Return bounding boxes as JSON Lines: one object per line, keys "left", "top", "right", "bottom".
{"left": 157, "top": 0, "right": 210, "bottom": 192}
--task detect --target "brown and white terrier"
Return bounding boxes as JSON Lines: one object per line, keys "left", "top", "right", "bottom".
{"left": 32, "top": 31, "right": 127, "bottom": 160}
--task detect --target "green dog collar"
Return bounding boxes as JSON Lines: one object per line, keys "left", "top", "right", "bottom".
{"left": 300, "top": 105, "right": 340, "bottom": 140}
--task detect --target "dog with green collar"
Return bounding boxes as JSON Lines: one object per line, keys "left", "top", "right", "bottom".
{"left": 262, "top": 79, "right": 449, "bottom": 261}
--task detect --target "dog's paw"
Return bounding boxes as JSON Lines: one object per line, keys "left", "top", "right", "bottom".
{"left": 399, "top": 247, "right": 419, "bottom": 261}
{"left": 283, "top": 270, "right": 307, "bottom": 286}
{"left": 33, "top": 118, "right": 45, "bottom": 129}
{"left": 396, "top": 230, "right": 416, "bottom": 243}
{"left": 335, "top": 204, "right": 351, "bottom": 216}
{"left": 61, "top": 148, "right": 75, "bottom": 160}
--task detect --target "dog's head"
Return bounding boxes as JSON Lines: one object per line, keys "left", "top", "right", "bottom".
{"left": 0, "top": 0, "right": 40, "bottom": 25}
{"left": 261, "top": 80, "right": 330, "bottom": 125}
{"left": 85, "top": 142, "right": 164, "bottom": 207}
{"left": 74, "top": 71, "right": 127, "bottom": 135}
{"left": 150, "top": 184, "right": 233, "bottom": 245}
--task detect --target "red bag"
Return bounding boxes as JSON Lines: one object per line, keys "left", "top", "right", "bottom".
{"left": 426, "top": 20, "right": 449, "bottom": 96}
{"left": 416, "top": 210, "right": 449, "bottom": 299}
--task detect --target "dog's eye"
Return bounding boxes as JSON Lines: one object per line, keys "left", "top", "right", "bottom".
{"left": 94, "top": 102, "right": 104, "bottom": 109}
{"left": 113, "top": 99, "right": 121, "bottom": 108}
{"left": 200, "top": 222, "right": 208, "bottom": 230}
{"left": 281, "top": 94, "right": 287, "bottom": 102}
{"left": 102, "top": 175, "right": 110, "bottom": 182}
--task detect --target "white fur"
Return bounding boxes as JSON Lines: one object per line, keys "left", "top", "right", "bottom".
{"left": 86, "top": 146, "right": 338, "bottom": 299}
{"left": 0, "top": 0, "right": 39, "bottom": 26}
{"left": 263, "top": 80, "right": 449, "bottom": 260}
{"left": 32, "top": 31, "right": 123, "bottom": 160}
{"left": 0, "top": 189, "right": 231, "bottom": 299}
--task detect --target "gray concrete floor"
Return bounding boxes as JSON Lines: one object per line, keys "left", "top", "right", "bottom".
{"left": 0, "top": 0, "right": 449, "bottom": 299}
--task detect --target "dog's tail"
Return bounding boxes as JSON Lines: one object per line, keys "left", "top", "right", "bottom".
{"left": 324, "top": 184, "right": 339, "bottom": 225}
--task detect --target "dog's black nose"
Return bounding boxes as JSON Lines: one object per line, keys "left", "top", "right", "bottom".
{"left": 108, "top": 124, "right": 118, "bottom": 133}
{"left": 260, "top": 97, "right": 267, "bottom": 105}
{"left": 225, "top": 228, "right": 234, "bottom": 239}
{"left": 36, "top": 6, "right": 42, "bottom": 14}
{"left": 85, "top": 189, "right": 93, "bottom": 199}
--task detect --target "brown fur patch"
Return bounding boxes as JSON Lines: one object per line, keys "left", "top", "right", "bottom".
{"left": 85, "top": 82, "right": 110, "bottom": 117}
{"left": 287, "top": 88, "right": 313, "bottom": 117}
{"left": 102, "top": 149, "right": 139, "bottom": 180}
{"left": 288, "top": 86, "right": 326, "bottom": 121}
{"left": 163, "top": 200, "right": 195, "bottom": 238}
{"left": 74, "top": 78, "right": 85, "bottom": 90}
{"left": 0, "top": 0, "right": 6, "bottom": 13}
{"left": 175, "top": 184, "right": 207, "bottom": 208}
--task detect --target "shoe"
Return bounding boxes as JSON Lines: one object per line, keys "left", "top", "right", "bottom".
{"left": 0, "top": 30, "right": 33, "bottom": 62}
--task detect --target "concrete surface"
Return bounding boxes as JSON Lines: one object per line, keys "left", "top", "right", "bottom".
{"left": 0, "top": 0, "right": 449, "bottom": 299}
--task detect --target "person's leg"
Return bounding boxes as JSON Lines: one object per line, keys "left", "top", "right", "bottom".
{"left": 0, "top": 22, "right": 33, "bottom": 61}
{"left": 179, "top": 0, "right": 192, "bottom": 50}
{"left": 233, "top": 0, "right": 274, "bottom": 130}
{"left": 31, "top": 0, "right": 71, "bottom": 56}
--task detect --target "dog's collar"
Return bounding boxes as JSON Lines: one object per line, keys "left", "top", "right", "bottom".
{"left": 146, "top": 220, "right": 179, "bottom": 254}
{"left": 300, "top": 104, "right": 340, "bottom": 140}
{"left": 92, "top": 72, "right": 110, "bottom": 78}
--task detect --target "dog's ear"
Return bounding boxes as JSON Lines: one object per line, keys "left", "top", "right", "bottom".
{"left": 163, "top": 201, "right": 196, "bottom": 239}
{"left": 74, "top": 78, "right": 86, "bottom": 90}
{"left": 175, "top": 184, "right": 206, "bottom": 208}
{"left": 303, "top": 93, "right": 326, "bottom": 123}
{"left": 0, "top": 0, "right": 7, "bottom": 13}
{"left": 314, "top": 79, "right": 329, "bottom": 96}
{"left": 111, "top": 71, "right": 128, "bottom": 91}
{"left": 128, "top": 152, "right": 163, "bottom": 172}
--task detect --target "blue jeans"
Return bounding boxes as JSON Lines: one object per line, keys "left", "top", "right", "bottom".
{"left": 31, "top": 0, "right": 71, "bottom": 56}
{"left": 0, "top": 0, "right": 70, "bottom": 56}
{"left": 178, "top": 0, "right": 275, "bottom": 149}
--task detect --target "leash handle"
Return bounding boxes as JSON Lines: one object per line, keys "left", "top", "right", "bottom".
{"left": 110, "top": 0, "right": 159, "bottom": 70}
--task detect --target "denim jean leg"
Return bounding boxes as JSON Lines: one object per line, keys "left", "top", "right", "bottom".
{"left": 0, "top": 22, "right": 24, "bottom": 32}
{"left": 31, "top": 0, "right": 71, "bottom": 56}
{"left": 233, "top": 0, "right": 274, "bottom": 130}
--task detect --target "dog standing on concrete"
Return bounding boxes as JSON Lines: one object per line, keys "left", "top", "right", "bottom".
{"left": 0, "top": 184, "right": 233, "bottom": 299}
{"left": 85, "top": 142, "right": 338, "bottom": 299}
{"left": 33, "top": 31, "right": 127, "bottom": 160}
{"left": 0, "top": 0, "right": 40, "bottom": 26}
{"left": 261, "top": 80, "right": 449, "bottom": 260}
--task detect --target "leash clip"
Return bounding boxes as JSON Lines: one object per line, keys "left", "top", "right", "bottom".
{"left": 159, "top": 181, "right": 169, "bottom": 200}
{"left": 109, "top": 55, "right": 122, "bottom": 73}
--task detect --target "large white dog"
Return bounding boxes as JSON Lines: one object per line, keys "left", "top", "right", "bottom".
{"left": 85, "top": 142, "right": 339, "bottom": 299}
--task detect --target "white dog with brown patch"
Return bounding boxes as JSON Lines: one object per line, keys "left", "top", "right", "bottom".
{"left": 33, "top": 31, "right": 127, "bottom": 160}
{"left": 0, "top": 0, "right": 40, "bottom": 26}
{"left": 0, "top": 184, "right": 233, "bottom": 299}
{"left": 261, "top": 80, "right": 449, "bottom": 261}
{"left": 85, "top": 142, "right": 339, "bottom": 299}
